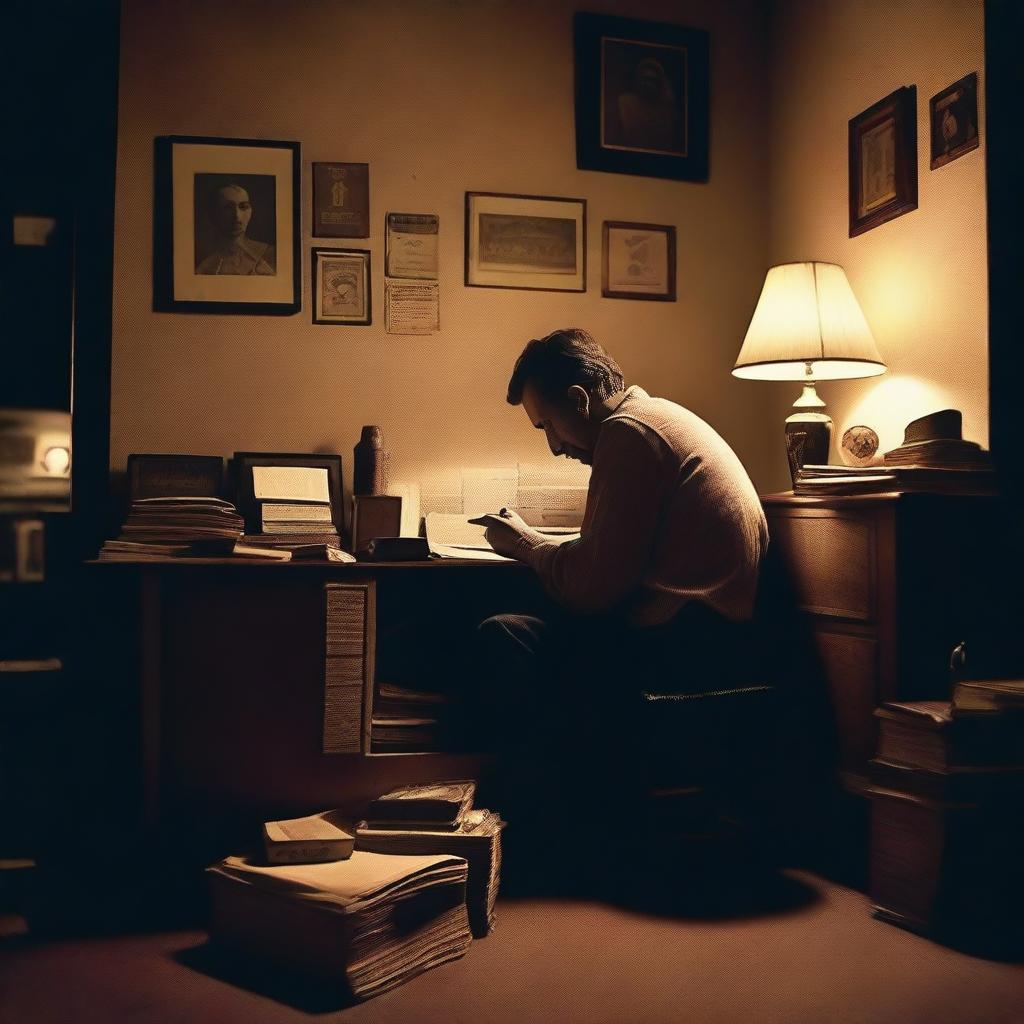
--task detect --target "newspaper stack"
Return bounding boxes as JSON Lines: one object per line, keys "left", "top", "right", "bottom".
{"left": 207, "top": 851, "right": 470, "bottom": 1001}
{"left": 356, "top": 808, "right": 504, "bottom": 938}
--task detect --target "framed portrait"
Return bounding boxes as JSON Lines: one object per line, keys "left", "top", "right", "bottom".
{"left": 229, "top": 451, "right": 345, "bottom": 534}
{"left": 312, "top": 247, "right": 371, "bottom": 325}
{"left": 574, "top": 13, "right": 709, "bottom": 182}
{"left": 465, "top": 192, "right": 586, "bottom": 292}
{"left": 602, "top": 221, "right": 676, "bottom": 301}
{"left": 312, "top": 162, "right": 369, "bottom": 237}
{"left": 153, "top": 135, "right": 300, "bottom": 314}
{"left": 930, "top": 73, "right": 980, "bottom": 169}
{"left": 848, "top": 87, "right": 918, "bottom": 238}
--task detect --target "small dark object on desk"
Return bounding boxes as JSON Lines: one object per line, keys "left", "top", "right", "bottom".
{"left": 126, "top": 453, "right": 224, "bottom": 500}
{"left": 362, "top": 537, "right": 430, "bottom": 562}
{"left": 884, "top": 409, "right": 991, "bottom": 468}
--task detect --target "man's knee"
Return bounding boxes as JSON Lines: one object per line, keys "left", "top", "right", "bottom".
{"left": 476, "top": 613, "right": 548, "bottom": 658}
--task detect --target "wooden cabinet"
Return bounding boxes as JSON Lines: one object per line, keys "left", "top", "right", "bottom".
{"left": 763, "top": 492, "right": 1001, "bottom": 790}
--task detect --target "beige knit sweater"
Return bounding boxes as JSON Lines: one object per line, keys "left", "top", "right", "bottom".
{"left": 515, "top": 387, "right": 768, "bottom": 626}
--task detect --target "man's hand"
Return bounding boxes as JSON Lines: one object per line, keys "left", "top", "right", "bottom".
{"left": 468, "top": 508, "right": 533, "bottom": 559}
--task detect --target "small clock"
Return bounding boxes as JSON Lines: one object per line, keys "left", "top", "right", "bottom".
{"left": 840, "top": 425, "right": 880, "bottom": 466}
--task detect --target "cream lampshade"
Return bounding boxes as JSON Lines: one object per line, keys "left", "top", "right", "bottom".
{"left": 733, "top": 262, "right": 885, "bottom": 480}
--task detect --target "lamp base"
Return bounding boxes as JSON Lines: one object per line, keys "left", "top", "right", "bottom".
{"left": 785, "top": 412, "right": 832, "bottom": 486}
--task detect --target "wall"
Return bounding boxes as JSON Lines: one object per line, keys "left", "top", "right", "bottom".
{"left": 110, "top": 0, "right": 779, "bottom": 497}
{"left": 767, "top": 0, "right": 987, "bottom": 461}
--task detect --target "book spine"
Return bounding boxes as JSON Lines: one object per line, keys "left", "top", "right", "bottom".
{"left": 264, "top": 840, "right": 353, "bottom": 864}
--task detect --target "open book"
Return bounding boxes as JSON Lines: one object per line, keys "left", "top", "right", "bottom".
{"left": 424, "top": 512, "right": 579, "bottom": 561}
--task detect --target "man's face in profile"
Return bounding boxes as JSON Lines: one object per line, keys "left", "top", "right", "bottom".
{"left": 521, "top": 379, "right": 593, "bottom": 465}
{"left": 213, "top": 185, "right": 252, "bottom": 240}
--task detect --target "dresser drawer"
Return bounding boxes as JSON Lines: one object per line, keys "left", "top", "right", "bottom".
{"left": 770, "top": 511, "right": 876, "bottom": 621}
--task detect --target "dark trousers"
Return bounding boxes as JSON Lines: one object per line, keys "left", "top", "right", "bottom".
{"left": 463, "top": 602, "right": 759, "bottom": 831}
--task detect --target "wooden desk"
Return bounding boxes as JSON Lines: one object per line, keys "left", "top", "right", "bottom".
{"left": 91, "top": 559, "right": 542, "bottom": 830}
{"left": 763, "top": 492, "right": 1002, "bottom": 791}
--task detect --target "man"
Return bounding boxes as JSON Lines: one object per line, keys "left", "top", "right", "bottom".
{"left": 195, "top": 182, "right": 276, "bottom": 276}
{"left": 480, "top": 326, "right": 767, "bottom": 672}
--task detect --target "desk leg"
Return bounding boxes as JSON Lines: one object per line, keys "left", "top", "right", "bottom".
{"left": 140, "top": 570, "right": 162, "bottom": 829}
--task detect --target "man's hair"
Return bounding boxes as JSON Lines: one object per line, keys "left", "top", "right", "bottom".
{"left": 506, "top": 328, "right": 624, "bottom": 406}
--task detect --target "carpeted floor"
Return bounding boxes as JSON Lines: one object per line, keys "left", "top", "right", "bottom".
{"left": 2, "top": 870, "right": 1022, "bottom": 1024}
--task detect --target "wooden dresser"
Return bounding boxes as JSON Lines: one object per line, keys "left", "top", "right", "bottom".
{"left": 763, "top": 492, "right": 1002, "bottom": 791}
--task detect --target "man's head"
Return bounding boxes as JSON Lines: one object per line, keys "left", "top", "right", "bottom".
{"left": 506, "top": 328, "right": 625, "bottom": 464}
{"left": 210, "top": 183, "right": 253, "bottom": 240}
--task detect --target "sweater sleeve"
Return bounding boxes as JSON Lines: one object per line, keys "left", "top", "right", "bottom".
{"left": 515, "top": 419, "right": 668, "bottom": 614}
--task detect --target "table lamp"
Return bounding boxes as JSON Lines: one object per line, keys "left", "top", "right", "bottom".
{"left": 732, "top": 262, "right": 885, "bottom": 481}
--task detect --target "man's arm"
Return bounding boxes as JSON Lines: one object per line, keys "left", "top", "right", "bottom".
{"left": 513, "top": 421, "right": 668, "bottom": 614}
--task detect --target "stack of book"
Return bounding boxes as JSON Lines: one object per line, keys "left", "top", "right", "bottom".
{"left": 357, "top": 781, "right": 502, "bottom": 938}
{"left": 370, "top": 683, "right": 450, "bottom": 753}
{"left": 97, "top": 496, "right": 244, "bottom": 560}
{"left": 241, "top": 499, "right": 340, "bottom": 552}
{"left": 207, "top": 850, "right": 471, "bottom": 1001}
{"left": 866, "top": 683, "right": 1024, "bottom": 951}
{"left": 794, "top": 464, "right": 997, "bottom": 496}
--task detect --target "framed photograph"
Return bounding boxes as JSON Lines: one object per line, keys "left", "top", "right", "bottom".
{"left": 465, "top": 192, "right": 586, "bottom": 292}
{"left": 574, "top": 13, "right": 709, "bottom": 182}
{"left": 930, "top": 73, "right": 979, "bottom": 169}
{"left": 312, "top": 162, "right": 369, "bottom": 237}
{"left": 602, "top": 221, "right": 676, "bottom": 301}
{"left": 848, "top": 86, "right": 918, "bottom": 238}
{"left": 126, "top": 454, "right": 224, "bottom": 500}
{"left": 312, "top": 247, "right": 371, "bottom": 325}
{"left": 229, "top": 452, "right": 345, "bottom": 534}
{"left": 153, "top": 135, "right": 300, "bottom": 314}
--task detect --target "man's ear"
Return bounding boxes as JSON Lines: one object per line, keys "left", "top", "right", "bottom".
{"left": 566, "top": 385, "right": 590, "bottom": 419}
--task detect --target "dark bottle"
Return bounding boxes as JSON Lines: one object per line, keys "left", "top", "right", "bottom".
{"left": 353, "top": 425, "right": 388, "bottom": 495}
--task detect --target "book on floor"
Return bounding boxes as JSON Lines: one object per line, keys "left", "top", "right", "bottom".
{"left": 263, "top": 810, "right": 355, "bottom": 864}
{"left": 207, "top": 850, "right": 471, "bottom": 1001}
{"left": 355, "top": 808, "right": 504, "bottom": 938}
{"left": 364, "top": 780, "right": 476, "bottom": 831}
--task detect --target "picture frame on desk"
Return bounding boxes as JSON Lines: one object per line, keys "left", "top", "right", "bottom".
{"left": 573, "top": 13, "right": 709, "bottom": 183}
{"left": 153, "top": 135, "right": 301, "bottom": 314}
{"left": 848, "top": 86, "right": 918, "bottom": 237}
{"left": 464, "top": 192, "right": 586, "bottom": 292}
{"left": 229, "top": 452, "right": 345, "bottom": 534}
{"left": 126, "top": 454, "right": 224, "bottom": 501}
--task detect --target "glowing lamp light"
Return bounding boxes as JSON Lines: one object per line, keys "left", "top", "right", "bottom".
{"left": 733, "top": 262, "right": 886, "bottom": 480}
{"left": 42, "top": 446, "right": 70, "bottom": 475}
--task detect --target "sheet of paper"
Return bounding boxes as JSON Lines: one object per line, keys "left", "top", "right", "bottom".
{"left": 252, "top": 465, "right": 330, "bottom": 503}
{"left": 424, "top": 512, "right": 578, "bottom": 561}
{"left": 385, "top": 280, "right": 439, "bottom": 335}
{"left": 462, "top": 467, "right": 518, "bottom": 515}
{"left": 386, "top": 213, "right": 439, "bottom": 279}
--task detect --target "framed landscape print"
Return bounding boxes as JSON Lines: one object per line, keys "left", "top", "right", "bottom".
{"left": 465, "top": 192, "right": 586, "bottom": 292}
{"left": 602, "top": 221, "right": 676, "bottom": 301}
{"left": 848, "top": 87, "right": 918, "bottom": 237}
{"left": 153, "top": 135, "right": 300, "bottom": 314}
{"left": 574, "top": 13, "right": 709, "bottom": 182}
{"left": 312, "top": 247, "right": 371, "bottom": 325}
{"left": 930, "top": 73, "right": 979, "bottom": 169}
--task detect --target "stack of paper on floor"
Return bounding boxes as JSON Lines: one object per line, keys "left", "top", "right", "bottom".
{"left": 263, "top": 810, "right": 355, "bottom": 865}
{"left": 356, "top": 808, "right": 504, "bottom": 937}
{"left": 364, "top": 780, "right": 476, "bottom": 831}
{"left": 207, "top": 851, "right": 470, "bottom": 1001}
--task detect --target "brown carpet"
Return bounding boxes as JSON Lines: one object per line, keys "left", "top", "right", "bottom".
{"left": 2, "top": 871, "right": 1022, "bottom": 1024}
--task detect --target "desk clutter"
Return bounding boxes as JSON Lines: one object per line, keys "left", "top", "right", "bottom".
{"left": 208, "top": 780, "right": 503, "bottom": 1002}
{"left": 866, "top": 677, "right": 1024, "bottom": 954}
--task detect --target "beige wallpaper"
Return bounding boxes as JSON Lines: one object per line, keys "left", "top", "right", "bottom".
{"left": 110, "top": 0, "right": 784, "bottom": 496}
{"left": 766, "top": 0, "right": 988, "bottom": 462}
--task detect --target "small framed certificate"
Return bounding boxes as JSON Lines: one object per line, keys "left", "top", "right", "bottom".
{"left": 312, "top": 247, "right": 371, "bottom": 325}
{"left": 312, "top": 162, "right": 369, "bottom": 237}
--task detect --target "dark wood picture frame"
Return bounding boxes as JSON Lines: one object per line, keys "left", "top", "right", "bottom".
{"left": 601, "top": 221, "right": 676, "bottom": 301}
{"left": 930, "top": 72, "right": 980, "bottom": 170}
{"left": 229, "top": 451, "right": 345, "bottom": 534}
{"left": 153, "top": 135, "right": 301, "bottom": 314}
{"left": 848, "top": 86, "right": 918, "bottom": 238}
{"left": 126, "top": 453, "right": 224, "bottom": 501}
{"left": 465, "top": 192, "right": 586, "bottom": 292}
{"left": 574, "top": 12, "right": 709, "bottom": 183}
{"left": 311, "top": 247, "right": 372, "bottom": 326}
